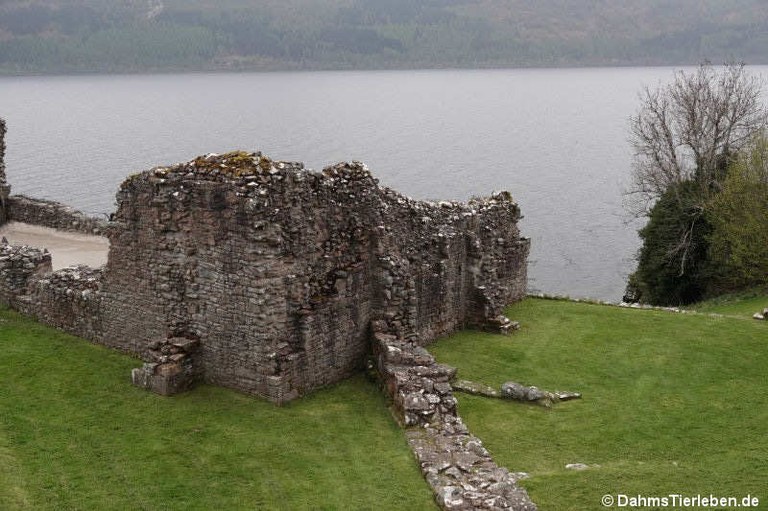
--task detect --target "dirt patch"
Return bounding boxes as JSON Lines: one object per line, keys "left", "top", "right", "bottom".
{"left": 0, "top": 222, "right": 109, "bottom": 270}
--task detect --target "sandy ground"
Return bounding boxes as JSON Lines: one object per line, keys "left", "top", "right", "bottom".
{"left": 0, "top": 221, "right": 110, "bottom": 270}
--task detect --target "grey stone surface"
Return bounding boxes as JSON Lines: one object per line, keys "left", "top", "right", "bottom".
{"left": 454, "top": 378, "right": 582, "bottom": 407}
{"left": 452, "top": 379, "right": 500, "bottom": 398}
{"left": 7, "top": 195, "right": 108, "bottom": 235}
{"left": 0, "top": 150, "right": 529, "bottom": 403}
{"left": 500, "top": 381, "right": 556, "bottom": 405}
{"left": 0, "top": 118, "right": 8, "bottom": 225}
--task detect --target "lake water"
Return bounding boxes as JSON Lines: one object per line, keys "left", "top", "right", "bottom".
{"left": 4, "top": 67, "right": 761, "bottom": 301}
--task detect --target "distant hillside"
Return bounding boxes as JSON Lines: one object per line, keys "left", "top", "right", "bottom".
{"left": 1, "top": 0, "right": 767, "bottom": 74}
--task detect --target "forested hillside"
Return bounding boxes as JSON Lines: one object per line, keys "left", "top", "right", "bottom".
{"left": 1, "top": 0, "right": 767, "bottom": 74}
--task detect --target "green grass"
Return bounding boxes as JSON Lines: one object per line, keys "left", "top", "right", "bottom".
{"left": 4, "top": 296, "right": 768, "bottom": 511}
{"left": 687, "top": 289, "right": 768, "bottom": 319}
{"left": 0, "top": 308, "right": 435, "bottom": 511}
{"left": 430, "top": 298, "right": 768, "bottom": 511}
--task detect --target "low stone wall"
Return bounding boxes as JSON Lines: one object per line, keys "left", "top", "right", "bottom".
{"left": 7, "top": 195, "right": 109, "bottom": 235}
{"left": 0, "top": 241, "right": 104, "bottom": 343}
{"left": 0, "top": 242, "right": 52, "bottom": 309}
{"left": 372, "top": 326, "right": 537, "bottom": 510}
{"left": 28, "top": 265, "right": 104, "bottom": 343}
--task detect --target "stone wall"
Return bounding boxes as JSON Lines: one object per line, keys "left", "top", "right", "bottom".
{"left": 6, "top": 195, "right": 109, "bottom": 235}
{"left": 0, "top": 242, "right": 52, "bottom": 309}
{"left": 0, "top": 149, "right": 529, "bottom": 403}
{"left": 98, "top": 152, "right": 529, "bottom": 402}
{"left": 0, "top": 241, "right": 104, "bottom": 342}
{"left": 28, "top": 265, "right": 104, "bottom": 343}
{"left": 0, "top": 118, "right": 9, "bottom": 225}
{"left": 0, "top": 146, "right": 533, "bottom": 509}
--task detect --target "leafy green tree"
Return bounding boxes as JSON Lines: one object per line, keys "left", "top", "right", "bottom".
{"left": 630, "top": 180, "right": 714, "bottom": 305}
{"left": 625, "top": 63, "right": 766, "bottom": 304}
{"left": 708, "top": 135, "right": 768, "bottom": 290}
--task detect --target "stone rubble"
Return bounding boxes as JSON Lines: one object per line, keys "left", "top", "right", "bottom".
{"left": 373, "top": 323, "right": 538, "bottom": 509}
{"left": 453, "top": 379, "right": 582, "bottom": 407}
{"left": 132, "top": 336, "right": 202, "bottom": 395}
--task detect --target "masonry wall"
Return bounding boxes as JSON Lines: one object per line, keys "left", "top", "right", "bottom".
{"left": 7, "top": 195, "right": 108, "bottom": 235}
{"left": 0, "top": 118, "right": 9, "bottom": 225}
{"left": 0, "top": 149, "right": 529, "bottom": 403}
{"left": 98, "top": 153, "right": 529, "bottom": 401}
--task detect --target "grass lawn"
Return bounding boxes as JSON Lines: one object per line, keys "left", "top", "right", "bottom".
{"left": 687, "top": 289, "right": 768, "bottom": 319}
{"left": 430, "top": 298, "right": 768, "bottom": 511}
{"left": 0, "top": 307, "right": 435, "bottom": 511}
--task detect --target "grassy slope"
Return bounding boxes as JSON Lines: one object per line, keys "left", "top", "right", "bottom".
{"left": 687, "top": 289, "right": 768, "bottom": 319}
{"left": 0, "top": 308, "right": 435, "bottom": 511}
{"left": 430, "top": 298, "right": 768, "bottom": 510}
{"left": 3, "top": 295, "right": 767, "bottom": 510}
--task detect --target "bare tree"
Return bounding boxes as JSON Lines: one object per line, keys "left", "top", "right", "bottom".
{"left": 628, "top": 62, "right": 767, "bottom": 216}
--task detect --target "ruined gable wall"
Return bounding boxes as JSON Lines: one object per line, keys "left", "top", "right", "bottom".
{"left": 100, "top": 152, "right": 528, "bottom": 401}
{"left": 374, "top": 190, "right": 528, "bottom": 343}
{"left": 101, "top": 156, "right": 384, "bottom": 401}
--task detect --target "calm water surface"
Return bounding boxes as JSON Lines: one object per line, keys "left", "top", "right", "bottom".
{"left": 5, "top": 67, "right": 758, "bottom": 300}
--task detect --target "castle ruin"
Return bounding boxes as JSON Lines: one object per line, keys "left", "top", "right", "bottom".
{"left": 2, "top": 149, "right": 529, "bottom": 402}
{"left": 0, "top": 121, "right": 536, "bottom": 510}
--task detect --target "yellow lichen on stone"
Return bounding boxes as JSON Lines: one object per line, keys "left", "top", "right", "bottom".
{"left": 191, "top": 151, "right": 272, "bottom": 178}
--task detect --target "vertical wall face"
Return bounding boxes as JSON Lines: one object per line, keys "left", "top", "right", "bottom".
{"left": 0, "top": 118, "right": 9, "bottom": 225}
{"left": 101, "top": 157, "right": 386, "bottom": 401}
{"left": 374, "top": 191, "right": 530, "bottom": 344}
{"left": 2, "top": 150, "right": 528, "bottom": 402}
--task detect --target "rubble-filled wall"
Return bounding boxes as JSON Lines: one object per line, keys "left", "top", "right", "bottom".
{"left": 99, "top": 152, "right": 529, "bottom": 402}
{"left": 0, "top": 118, "right": 9, "bottom": 225}
{"left": 0, "top": 243, "right": 51, "bottom": 309}
{"left": 0, "top": 241, "right": 104, "bottom": 342}
{"left": 0, "top": 146, "right": 529, "bottom": 403}
{"left": 7, "top": 195, "right": 108, "bottom": 235}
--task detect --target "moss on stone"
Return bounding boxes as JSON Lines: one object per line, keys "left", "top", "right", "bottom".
{"left": 191, "top": 151, "right": 273, "bottom": 178}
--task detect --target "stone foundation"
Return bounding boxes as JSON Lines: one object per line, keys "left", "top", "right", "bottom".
{"left": 372, "top": 319, "right": 537, "bottom": 509}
